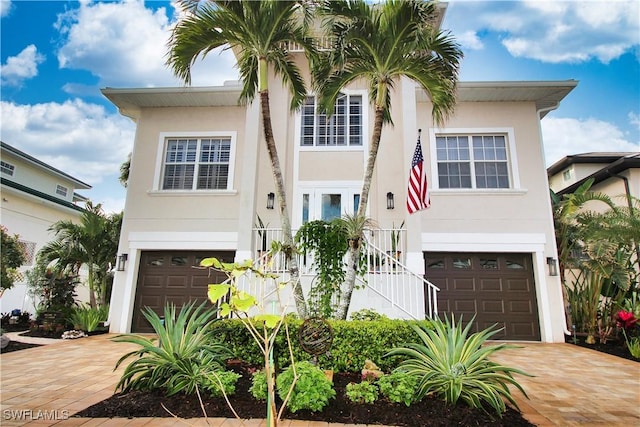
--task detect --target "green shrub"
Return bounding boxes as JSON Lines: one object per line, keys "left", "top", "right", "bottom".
{"left": 68, "top": 304, "right": 108, "bottom": 332}
{"left": 350, "top": 308, "right": 388, "bottom": 321}
{"left": 345, "top": 381, "right": 378, "bottom": 404}
{"left": 276, "top": 361, "right": 335, "bottom": 412}
{"left": 385, "top": 316, "right": 531, "bottom": 416}
{"left": 249, "top": 370, "right": 268, "bottom": 401}
{"left": 113, "top": 301, "right": 233, "bottom": 396}
{"left": 209, "top": 317, "right": 433, "bottom": 372}
{"left": 377, "top": 371, "right": 418, "bottom": 406}
{"left": 203, "top": 370, "right": 241, "bottom": 397}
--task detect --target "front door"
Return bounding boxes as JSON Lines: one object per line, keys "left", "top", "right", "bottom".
{"left": 298, "top": 186, "right": 361, "bottom": 225}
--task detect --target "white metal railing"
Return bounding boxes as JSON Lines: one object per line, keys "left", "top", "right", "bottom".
{"left": 250, "top": 227, "right": 439, "bottom": 319}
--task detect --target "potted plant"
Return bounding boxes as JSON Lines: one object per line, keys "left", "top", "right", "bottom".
{"left": 388, "top": 221, "right": 404, "bottom": 268}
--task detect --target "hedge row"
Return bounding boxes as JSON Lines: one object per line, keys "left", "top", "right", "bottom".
{"left": 208, "top": 317, "right": 434, "bottom": 373}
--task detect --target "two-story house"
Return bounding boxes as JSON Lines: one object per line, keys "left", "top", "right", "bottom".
{"left": 0, "top": 141, "right": 91, "bottom": 314}
{"left": 103, "top": 66, "right": 577, "bottom": 342}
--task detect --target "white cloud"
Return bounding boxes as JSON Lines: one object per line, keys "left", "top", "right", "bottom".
{"left": 456, "top": 30, "right": 484, "bottom": 50}
{"left": 541, "top": 116, "right": 640, "bottom": 166}
{"left": 54, "top": 0, "right": 238, "bottom": 88}
{"left": 0, "top": 99, "right": 135, "bottom": 190}
{"left": 1, "top": 44, "right": 45, "bottom": 86}
{"left": 0, "top": 0, "right": 11, "bottom": 18}
{"left": 447, "top": 0, "right": 640, "bottom": 64}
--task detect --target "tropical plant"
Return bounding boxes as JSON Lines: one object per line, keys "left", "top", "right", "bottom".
{"left": 167, "top": 0, "right": 319, "bottom": 318}
{"left": 345, "top": 381, "right": 378, "bottom": 404}
{"left": 1, "top": 226, "right": 26, "bottom": 292}
{"left": 296, "top": 219, "right": 349, "bottom": 317}
{"left": 312, "top": 0, "right": 462, "bottom": 319}
{"left": 377, "top": 371, "right": 418, "bottom": 406}
{"left": 552, "top": 181, "right": 639, "bottom": 343}
{"left": 205, "top": 257, "right": 298, "bottom": 427}
{"left": 119, "top": 152, "right": 131, "bottom": 188}
{"left": 113, "top": 301, "right": 233, "bottom": 396}
{"left": 385, "top": 316, "right": 530, "bottom": 416}
{"left": 37, "top": 202, "right": 121, "bottom": 308}
{"left": 202, "top": 370, "right": 242, "bottom": 397}
{"left": 276, "top": 361, "right": 336, "bottom": 412}
{"left": 68, "top": 304, "right": 108, "bottom": 332}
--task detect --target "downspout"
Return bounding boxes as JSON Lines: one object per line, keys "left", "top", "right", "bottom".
{"left": 538, "top": 103, "right": 573, "bottom": 337}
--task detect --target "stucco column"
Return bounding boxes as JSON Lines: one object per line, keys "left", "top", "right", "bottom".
{"left": 235, "top": 100, "right": 261, "bottom": 262}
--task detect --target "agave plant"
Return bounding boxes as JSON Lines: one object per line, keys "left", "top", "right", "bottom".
{"left": 113, "top": 301, "right": 233, "bottom": 396}
{"left": 385, "top": 316, "right": 531, "bottom": 416}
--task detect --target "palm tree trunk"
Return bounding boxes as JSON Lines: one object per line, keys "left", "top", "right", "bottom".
{"left": 87, "top": 263, "right": 97, "bottom": 309}
{"left": 335, "top": 106, "right": 385, "bottom": 320}
{"left": 259, "top": 90, "right": 308, "bottom": 318}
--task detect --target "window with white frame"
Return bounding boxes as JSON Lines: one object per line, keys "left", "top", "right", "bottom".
{"left": 300, "top": 93, "right": 363, "bottom": 147}
{"left": 162, "top": 137, "right": 232, "bottom": 190}
{"left": 55, "top": 184, "right": 68, "bottom": 197}
{"left": 436, "top": 134, "right": 510, "bottom": 189}
{"left": 1, "top": 160, "right": 15, "bottom": 176}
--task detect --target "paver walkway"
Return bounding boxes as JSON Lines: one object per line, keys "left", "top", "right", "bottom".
{"left": 1, "top": 333, "right": 638, "bottom": 426}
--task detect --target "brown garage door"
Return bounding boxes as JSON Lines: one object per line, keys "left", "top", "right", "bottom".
{"left": 424, "top": 252, "right": 540, "bottom": 341}
{"left": 132, "top": 250, "right": 235, "bottom": 333}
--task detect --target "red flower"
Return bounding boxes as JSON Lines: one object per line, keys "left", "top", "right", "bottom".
{"left": 616, "top": 310, "right": 638, "bottom": 330}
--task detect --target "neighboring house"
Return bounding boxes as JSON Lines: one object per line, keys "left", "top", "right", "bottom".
{"left": 548, "top": 152, "right": 640, "bottom": 209}
{"left": 0, "top": 141, "right": 91, "bottom": 314}
{"left": 103, "top": 60, "right": 577, "bottom": 341}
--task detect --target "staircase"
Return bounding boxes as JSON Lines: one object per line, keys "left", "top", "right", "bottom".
{"left": 242, "top": 227, "right": 439, "bottom": 320}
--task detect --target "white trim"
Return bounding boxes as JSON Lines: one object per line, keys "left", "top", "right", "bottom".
{"left": 153, "top": 131, "right": 238, "bottom": 192}
{"left": 147, "top": 190, "right": 238, "bottom": 197}
{"left": 128, "top": 231, "right": 238, "bottom": 250}
{"left": 428, "top": 127, "right": 521, "bottom": 190}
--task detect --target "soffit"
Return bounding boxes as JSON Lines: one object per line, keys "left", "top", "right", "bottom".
{"left": 416, "top": 81, "right": 578, "bottom": 117}
{"left": 101, "top": 86, "right": 244, "bottom": 119}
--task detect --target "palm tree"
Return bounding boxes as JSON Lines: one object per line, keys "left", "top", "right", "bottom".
{"left": 312, "top": 0, "right": 462, "bottom": 319}
{"left": 119, "top": 152, "right": 131, "bottom": 188}
{"left": 37, "top": 202, "right": 120, "bottom": 308}
{"left": 166, "top": 0, "right": 318, "bottom": 318}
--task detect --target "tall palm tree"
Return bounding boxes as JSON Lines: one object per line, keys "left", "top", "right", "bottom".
{"left": 312, "top": 0, "right": 462, "bottom": 319}
{"left": 167, "top": 0, "right": 317, "bottom": 318}
{"left": 38, "top": 202, "right": 119, "bottom": 308}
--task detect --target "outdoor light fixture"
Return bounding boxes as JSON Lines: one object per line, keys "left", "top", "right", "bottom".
{"left": 117, "top": 253, "right": 128, "bottom": 271}
{"left": 386, "top": 192, "right": 395, "bottom": 210}
{"left": 266, "top": 192, "right": 275, "bottom": 210}
{"left": 547, "top": 257, "right": 558, "bottom": 276}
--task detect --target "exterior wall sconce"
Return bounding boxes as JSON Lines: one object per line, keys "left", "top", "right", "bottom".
{"left": 117, "top": 253, "right": 128, "bottom": 271}
{"left": 547, "top": 257, "right": 558, "bottom": 276}
{"left": 266, "top": 192, "right": 275, "bottom": 210}
{"left": 386, "top": 192, "right": 394, "bottom": 210}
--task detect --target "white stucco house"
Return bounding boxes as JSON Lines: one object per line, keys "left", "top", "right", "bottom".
{"left": 101, "top": 2, "right": 579, "bottom": 342}
{"left": 0, "top": 141, "right": 91, "bottom": 314}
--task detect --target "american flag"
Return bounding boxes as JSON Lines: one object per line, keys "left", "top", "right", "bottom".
{"left": 407, "top": 133, "right": 430, "bottom": 214}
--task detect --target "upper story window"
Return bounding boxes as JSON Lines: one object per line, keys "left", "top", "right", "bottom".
{"left": 1, "top": 160, "right": 15, "bottom": 176}
{"left": 300, "top": 93, "right": 362, "bottom": 147}
{"left": 436, "top": 134, "right": 510, "bottom": 189}
{"left": 55, "top": 184, "right": 69, "bottom": 197}
{"left": 562, "top": 168, "right": 573, "bottom": 181}
{"left": 162, "top": 137, "right": 232, "bottom": 190}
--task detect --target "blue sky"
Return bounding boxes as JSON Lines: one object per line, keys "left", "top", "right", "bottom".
{"left": 1, "top": 0, "right": 638, "bottom": 213}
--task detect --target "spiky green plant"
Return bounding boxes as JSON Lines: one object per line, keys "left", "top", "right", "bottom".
{"left": 385, "top": 316, "right": 531, "bottom": 416}
{"left": 113, "top": 301, "right": 233, "bottom": 395}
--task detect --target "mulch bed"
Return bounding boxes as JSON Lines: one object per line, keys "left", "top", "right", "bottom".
{"left": 75, "top": 363, "right": 534, "bottom": 426}
{"left": 0, "top": 340, "right": 43, "bottom": 353}
{"left": 565, "top": 335, "right": 639, "bottom": 362}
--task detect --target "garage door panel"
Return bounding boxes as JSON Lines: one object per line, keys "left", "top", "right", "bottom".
{"left": 482, "top": 300, "right": 505, "bottom": 314}
{"left": 426, "top": 252, "right": 540, "bottom": 341}
{"left": 141, "top": 275, "right": 164, "bottom": 287}
{"left": 132, "top": 250, "right": 235, "bottom": 333}
{"left": 451, "top": 278, "right": 475, "bottom": 291}
{"left": 479, "top": 279, "right": 502, "bottom": 291}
